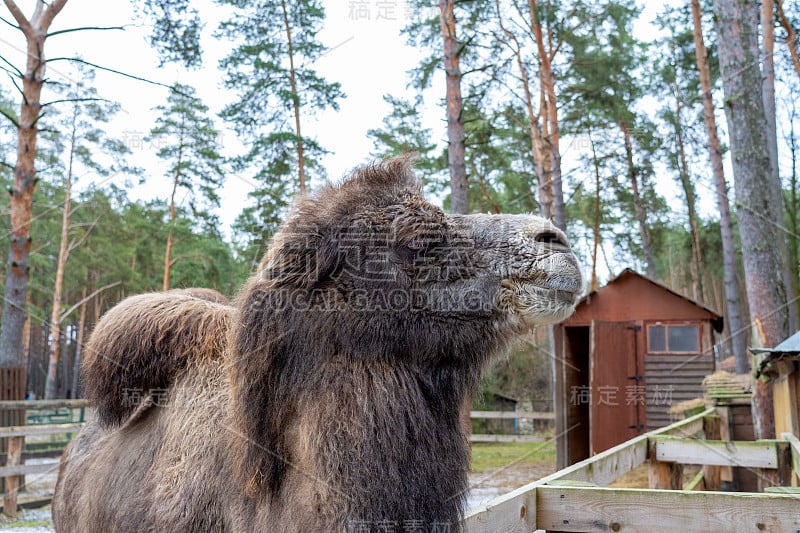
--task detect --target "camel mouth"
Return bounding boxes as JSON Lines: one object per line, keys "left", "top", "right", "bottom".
{"left": 501, "top": 278, "right": 581, "bottom": 323}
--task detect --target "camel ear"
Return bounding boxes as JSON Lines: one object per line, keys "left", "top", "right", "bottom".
{"left": 261, "top": 234, "right": 339, "bottom": 290}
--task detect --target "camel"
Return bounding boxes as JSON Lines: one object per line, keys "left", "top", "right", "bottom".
{"left": 53, "top": 156, "right": 582, "bottom": 533}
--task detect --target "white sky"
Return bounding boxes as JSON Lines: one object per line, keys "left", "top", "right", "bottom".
{"left": 0, "top": 0, "right": 740, "bottom": 284}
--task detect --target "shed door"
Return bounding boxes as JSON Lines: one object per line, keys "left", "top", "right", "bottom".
{"left": 590, "top": 320, "right": 642, "bottom": 455}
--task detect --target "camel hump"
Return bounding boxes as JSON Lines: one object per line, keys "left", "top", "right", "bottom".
{"left": 82, "top": 290, "right": 234, "bottom": 427}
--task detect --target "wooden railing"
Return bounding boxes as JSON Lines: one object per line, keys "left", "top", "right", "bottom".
{"left": 470, "top": 411, "right": 554, "bottom": 443}
{"left": 0, "top": 399, "right": 88, "bottom": 518}
{"left": 464, "top": 407, "right": 800, "bottom": 532}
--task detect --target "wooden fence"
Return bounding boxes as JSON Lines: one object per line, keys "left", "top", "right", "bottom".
{"left": 0, "top": 399, "right": 88, "bottom": 518}
{"left": 464, "top": 407, "right": 800, "bottom": 532}
{"left": 470, "top": 411, "right": 554, "bottom": 443}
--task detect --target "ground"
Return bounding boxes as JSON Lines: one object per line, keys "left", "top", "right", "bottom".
{"left": 0, "top": 439, "right": 559, "bottom": 531}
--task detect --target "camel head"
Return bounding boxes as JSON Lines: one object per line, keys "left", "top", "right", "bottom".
{"left": 255, "top": 156, "right": 582, "bottom": 345}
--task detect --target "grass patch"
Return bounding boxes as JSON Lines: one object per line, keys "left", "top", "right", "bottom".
{"left": 470, "top": 437, "right": 556, "bottom": 472}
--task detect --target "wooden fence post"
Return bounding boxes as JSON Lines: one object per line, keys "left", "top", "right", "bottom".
{"left": 3, "top": 436, "right": 23, "bottom": 518}
{"left": 648, "top": 439, "right": 683, "bottom": 490}
{"left": 702, "top": 414, "right": 721, "bottom": 490}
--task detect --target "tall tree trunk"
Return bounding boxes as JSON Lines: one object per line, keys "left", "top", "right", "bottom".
{"left": 163, "top": 116, "right": 184, "bottom": 292}
{"left": 762, "top": 0, "right": 798, "bottom": 331}
{"left": 714, "top": 0, "right": 790, "bottom": 440}
{"left": 776, "top": 0, "right": 800, "bottom": 78}
{"left": 0, "top": 0, "right": 69, "bottom": 368}
{"left": 620, "top": 122, "right": 657, "bottom": 279}
{"left": 70, "top": 288, "right": 86, "bottom": 398}
{"left": 44, "top": 106, "right": 78, "bottom": 399}
{"left": 495, "top": 1, "right": 553, "bottom": 222}
{"left": 280, "top": 0, "right": 306, "bottom": 194}
{"left": 671, "top": 71, "right": 705, "bottom": 303}
{"left": 439, "top": 0, "right": 468, "bottom": 214}
{"left": 691, "top": 0, "right": 750, "bottom": 376}
{"left": 588, "top": 128, "right": 602, "bottom": 292}
{"left": 529, "top": 0, "right": 565, "bottom": 231}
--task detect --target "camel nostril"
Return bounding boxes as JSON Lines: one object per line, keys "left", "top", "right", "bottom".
{"left": 536, "top": 231, "right": 567, "bottom": 247}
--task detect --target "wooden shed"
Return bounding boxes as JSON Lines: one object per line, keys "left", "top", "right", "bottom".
{"left": 553, "top": 268, "right": 724, "bottom": 468}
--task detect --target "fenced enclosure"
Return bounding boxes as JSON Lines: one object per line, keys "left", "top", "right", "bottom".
{"left": 464, "top": 407, "right": 800, "bottom": 532}
{"left": 0, "top": 399, "right": 88, "bottom": 518}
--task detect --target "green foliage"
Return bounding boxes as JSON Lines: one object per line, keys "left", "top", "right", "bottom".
{"left": 148, "top": 83, "right": 225, "bottom": 233}
{"left": 139, "top": 0, "right": 203, "bottom": 68}
{"left": 217, "top": 0, "right": 343, "bottom": 261}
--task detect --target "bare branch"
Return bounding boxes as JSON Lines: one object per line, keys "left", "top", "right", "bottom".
{"left": 0, "top": 14, "right": 19, "bottom": 30}
{"left": 67, "top": 218, "right": 97, "bottom": 253}
{"left": 46, "top": 57, "right": 185, "bottom": 92}
{"left": 47, "top": 25, "right": 126, "bottom": 38}
{"left": 42, "top": 97, "right": 110, "bottom": 108}
{"left": 59, "top": 281, "right": 121, "bottom": 322}
{"left": 2, "top": 0, "right": 33, "bottom": 35}
{"left": 0, "top": 107, "right": 20, "bottom": 128}
{"left": 0, "top": 161, "right": 14, "bottom": 169}
{"left": 0, "top": 53, "right": 23, "bottom": 77}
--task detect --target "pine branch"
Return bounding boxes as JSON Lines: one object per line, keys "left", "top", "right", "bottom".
{"left": 0, "top": 107, "right": 19, "bottom": 128}
{"left": 0, "top": 14, "right": 19, "bottom": 30}
{"left": 42, "top": 97, "right": 111, "bottom": 108}
{"left": 0, "top": 53, "right": 23, "bottom": 78}
{"left": 46, "top": 57, "right": 189, "bottom": 94}
{"left": 47, "top": 25, "right": 127, "bottom": 38}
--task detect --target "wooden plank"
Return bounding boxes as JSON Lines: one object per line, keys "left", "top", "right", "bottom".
{"left": 3, "top": 436, "right": 22, "bottom": 518}
{"left": 0, "top": 399, "right": 89, "bottom": 411}
{"left": 773, "top": 376, "right": 799, "bottom": 437}
{"left": 535, "top": 486, "right": 800, "bottom": 533}
{"left": 648, "top": 460, "right": 682, "bottom": 490}
{"left": 463, "top": 408, "right": 716, "bottom": 532}
{"left": 464, "top": 484, "right": 537, "bottom": 533}
{"left": 782, "top": 433, "right": 800, "bottom": 479}
{"left": 685, "top": 469, "right": 705, "bottom": 491}
{"left": 470, "top": 435, "right": 545, "bottom": 443}
{"left": 0, "top": 423, "right": 83, "bottom": 439}
{"left": 470, "top": 411, "right": 554, "bottom": 420}
{"left": 0, "top": 461, "right": 60, "bottom": 478}
{"left": 652, "top": 436, "right": 779, "bottom": 468}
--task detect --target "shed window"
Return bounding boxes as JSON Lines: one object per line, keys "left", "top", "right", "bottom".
{"left": 648, "top": 324, "right": 699, "bottom": 353}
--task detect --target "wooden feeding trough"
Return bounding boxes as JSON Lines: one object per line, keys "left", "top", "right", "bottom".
{"left": 553, "top": 269, "right": 723, "bottom": 468}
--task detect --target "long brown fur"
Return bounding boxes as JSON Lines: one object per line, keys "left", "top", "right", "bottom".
{"left": 82, "top": 289, "right": 232, "bottom": 426}
{"left": 54, "top": 156, "right": 581, "bottom": 533}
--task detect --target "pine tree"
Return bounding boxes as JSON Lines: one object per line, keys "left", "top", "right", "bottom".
{"left": 218, "top": 0, "right": 342, "bottom": 257}
{"left": 148, "top": 83, "right": 225, "bottom": 291}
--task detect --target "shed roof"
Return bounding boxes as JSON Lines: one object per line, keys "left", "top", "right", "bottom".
{"left": 564, "top": 268, "right": 724, "bottom": 332}
{"left": 753, "top": 331, "right": 800, "bottom": 380}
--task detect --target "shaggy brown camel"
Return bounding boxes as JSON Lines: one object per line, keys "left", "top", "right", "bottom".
{"left": 53, "top": 156, "right": 582, "bottom": 533}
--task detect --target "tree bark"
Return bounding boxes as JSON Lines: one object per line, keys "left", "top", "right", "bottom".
{"left": 691, "top": 0, "right": 749, "bottom": 375}
{"left": 528, "top": 0, "right": 566, "bottom": 231}
{"left": 714, "top": 0, "right": 790, "bottom": 439}
{"left": 280, "top": 0, "right": 306, "bottom": 194}
{"left": 671, "top": 68, "right": 705, "bottom": 303}
{"left": 776, "top": 0, "right": 800, "bottom": 79}
{"left": 0, "top": 0, "right": 69, "bottom": 368}
{"left": 620, "top": 122, "right": 657, "bottom": 279}
{"left": 439, "top": 0, "right": 468, "bottom": 214}
{"left": 163, "top": 115, "right": 185, "bottom": 292}
{"left": 762, "top": 0, "right": 798, "bottom": 332}
{"left": 71, "top": 288, "right": 86, "bottom": 398}
{"left": 588, "top": 128, "right": 602, "bottom": 292}
{"left": 44, "top": 105, "right": 78, "bottom": 399}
